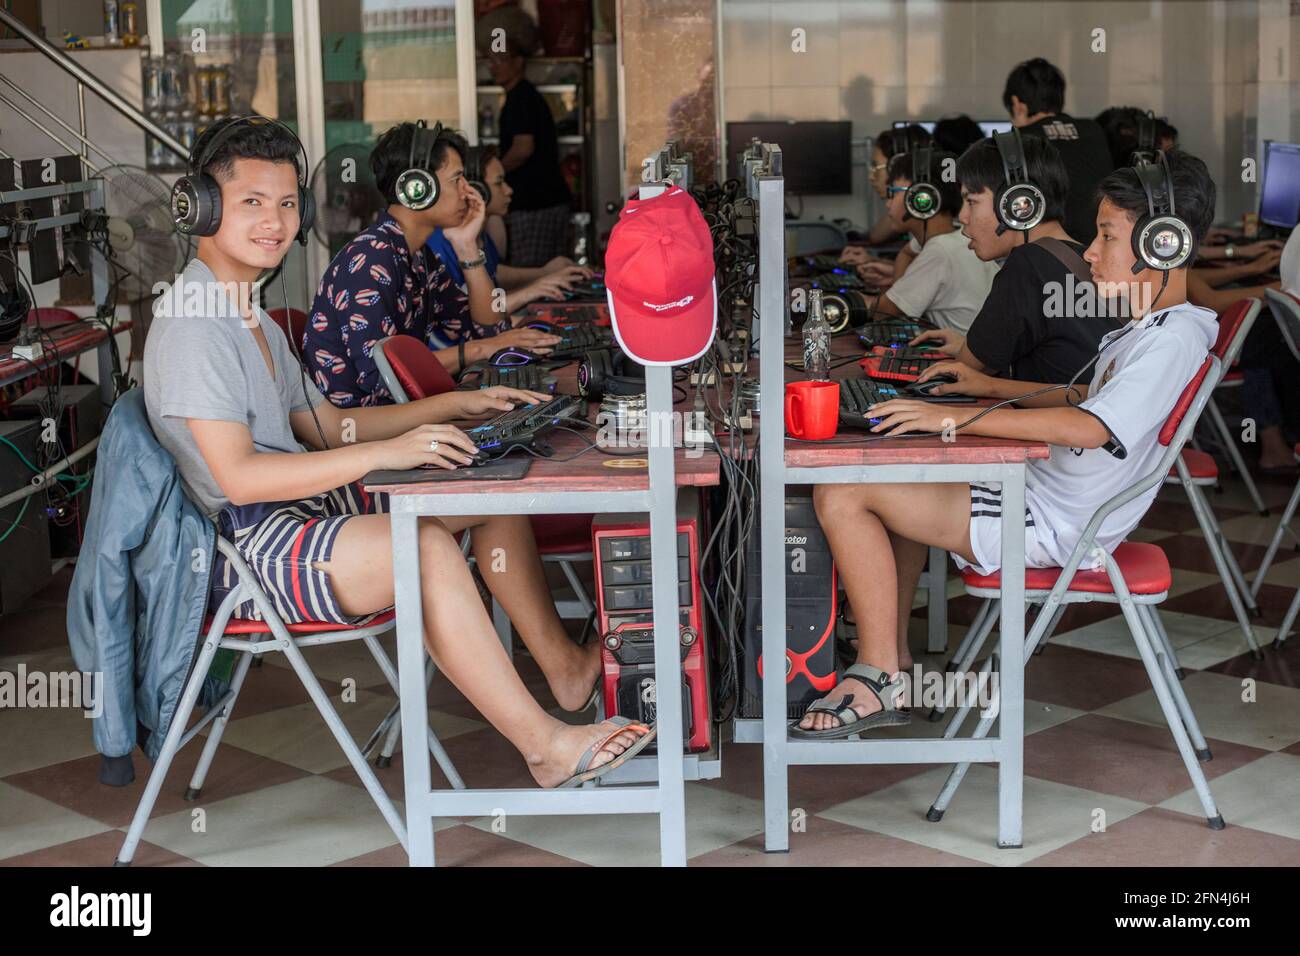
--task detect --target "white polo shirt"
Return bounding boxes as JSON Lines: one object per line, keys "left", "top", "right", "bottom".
{"left": 1023, "top": 301, "right": 1218, "bottom": 569}
{"left": 885, "top": 230, "right": 1000, "bottom": 334}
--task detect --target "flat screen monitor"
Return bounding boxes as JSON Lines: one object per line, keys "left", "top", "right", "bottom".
{"left": 895, "top": 119, "right": 1011, "bottom": 138}
{"left": 726, "top": 121, "right": 852, "bottom": 195}
{"left": 1259, "top": 140, "right": 1300, "bottom": 230}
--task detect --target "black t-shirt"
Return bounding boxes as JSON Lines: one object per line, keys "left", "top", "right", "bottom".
{"left": 966, "top": 240, "right": 1121, "bottom": 384}
{"left": 498, "top": 79, "right": 571, "bottom": 211}
{"left": 1020, "top": 113, "right": 1113, "bottom": 245}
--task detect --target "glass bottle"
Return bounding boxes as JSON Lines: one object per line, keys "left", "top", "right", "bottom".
{"left": 802, "top": 288, "right": 830, "bottom": 381}
{"left": 121, "top": 2, "right": 139, "bottom": 47}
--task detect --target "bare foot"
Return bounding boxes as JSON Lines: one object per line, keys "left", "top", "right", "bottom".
{"left": 528, "top": 719, "right": 650, "bottom": 788}
{"left": 549, "top": 641, "right": 602, "bottom": 712}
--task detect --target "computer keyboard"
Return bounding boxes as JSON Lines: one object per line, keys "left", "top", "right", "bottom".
{"left": 460, "top": 364, "right": 557, "bottom": 393}
{"left": 858, "top": 346, "right": 944, "bottom": 383}
{"left": 465, "top": 394, "right": 583, "bottom": 461}
{"left": 523, "top": 303, "right": 609, "bottom": 325}
{"left": 807, "top": 272, "right": 867, "bottom": 292}
{"left": 839, "top": 377, "right": 902, "bottom": 428}
{"left": 858, "top": 318, "right": 937, "bottom": 349}
{"left": 565, "top": 278, "right": 607, "bottom": 300}
{"left": 546, "top": 322, "right": 613, "bottom": 359}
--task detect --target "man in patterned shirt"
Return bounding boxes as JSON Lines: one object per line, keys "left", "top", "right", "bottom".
{"left": 304, "top": 122, "right": 559, "bottom": 407}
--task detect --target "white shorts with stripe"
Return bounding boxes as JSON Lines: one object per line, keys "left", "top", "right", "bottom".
{"left": 950, "top": 481, "right": 1060, "bottom": 577}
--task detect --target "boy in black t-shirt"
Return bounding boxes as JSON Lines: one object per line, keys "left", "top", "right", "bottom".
{"left": 914, "top": 135, "right": 1122, "bottom": 384}
{"left": 1003, "top": 58, "right": 1114, "bottom": 245}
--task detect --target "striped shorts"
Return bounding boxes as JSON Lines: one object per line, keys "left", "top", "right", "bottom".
{"left": 210, "top": 481, "right": 386, "bottom": 625}
{"left": 950, "top": 481, "right": 1058, "bottom": 577}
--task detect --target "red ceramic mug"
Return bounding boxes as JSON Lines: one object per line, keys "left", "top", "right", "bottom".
{"left": 785, "top": 380, "right": 840, "bottom": 440}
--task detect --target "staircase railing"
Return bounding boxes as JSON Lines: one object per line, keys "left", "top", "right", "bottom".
{"left": 0, "top": 8, "right": 186, "bottom": 162}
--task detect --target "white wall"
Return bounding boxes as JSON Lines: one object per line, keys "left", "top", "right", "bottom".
{"left": 721, "top": 0, "right": 1300, "bottom": 227}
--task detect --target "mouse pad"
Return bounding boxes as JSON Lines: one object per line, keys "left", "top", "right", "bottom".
{"left": 363, "top": 457, "right": 532, "bottom": 485}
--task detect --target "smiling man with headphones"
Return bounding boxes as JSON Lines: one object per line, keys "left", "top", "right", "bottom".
{"left": 796, "top": 149, "right": 1219, "bottom": 740}
{"left": 145, "top": 115, "right": 654, "bottom": 788}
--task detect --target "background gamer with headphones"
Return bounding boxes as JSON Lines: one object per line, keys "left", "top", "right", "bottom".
{"left": 794, "top": 149, "right": 1219, "bottom": 739}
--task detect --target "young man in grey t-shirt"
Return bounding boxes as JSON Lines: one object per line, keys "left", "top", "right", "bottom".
{"left": 142, "top": 117, "right": 652, "bottom": 788}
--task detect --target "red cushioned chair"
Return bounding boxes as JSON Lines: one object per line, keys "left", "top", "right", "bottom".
{"left": 1161, "top": 299, "right": 1263, "bottom": 656}
{"left": 1253, "top": 288, "right": 1300, "bottom": 648}
{"left": 265, "top": 307, "right": 309, "bottom": 352}
{"left": 1198, "top": 299, "right": 1268, "bottom": 515}
{"left": 115, "top": 535, "right": 465, "bottom": 866}
{"left": 927, "top": 353, "right": 1227, "bottom": 831}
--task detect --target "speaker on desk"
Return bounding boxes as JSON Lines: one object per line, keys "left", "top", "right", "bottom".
{"left": 740, "top": 488, "right": 840, "bottom": 719}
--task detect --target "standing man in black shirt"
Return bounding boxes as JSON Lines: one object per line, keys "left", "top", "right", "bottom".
{"left": 913, "top": 134, "right": 1122, "bottom": 385}
{"left": 488, "top": 41, "right": 573, "bottom": 267}
{"left": 1003, "top": 58, "right": 1113, "bottom": 245}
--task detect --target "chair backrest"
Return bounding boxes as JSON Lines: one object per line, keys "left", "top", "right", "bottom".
{"left": 1158, "top": 356, "right": 1215, "bottom": 446}
{"left": 265, "top": 308, "right": 309, "bottom": 349}
{"left": 1264, "top": 287, "right": 1300, "bottom": 364}
{"left": 1041, "top": 352, "right": 1221, "bottom": 607}
{"left": 373, "top": 335, "right": 456, "bottom": 403}
{"left": 1210, "top": 298, "right": 1260, "bottom": 374}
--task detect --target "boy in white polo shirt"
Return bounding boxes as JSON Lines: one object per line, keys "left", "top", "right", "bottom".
{"left": 797, "top": 150, "right": 1218, "bottom": 738}
{"left": 867, "top": 150, "right": 999, "bottom": 334}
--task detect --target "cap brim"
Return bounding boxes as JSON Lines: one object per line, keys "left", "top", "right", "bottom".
{"left": 606, "top": 280, "right": 717, "bottom": 367}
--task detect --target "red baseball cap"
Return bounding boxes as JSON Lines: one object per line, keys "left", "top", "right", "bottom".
{"left": 604, "top": 186, "right": 717, "bottom": 366}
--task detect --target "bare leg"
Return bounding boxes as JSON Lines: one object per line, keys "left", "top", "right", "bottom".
{"left": 841, "top": 532, "right": 927, "bottom": 669}
{"left": 802, "top": 482, "right": 974, "bottom": 732}
{"left": 438, "top": 514, "right": 599, "bottom": 711}
{"left": 321, "top": 514, "right": 641, "bottom": 787}
{"left": 889, "top": 531, "right": 931, "bottom": 671}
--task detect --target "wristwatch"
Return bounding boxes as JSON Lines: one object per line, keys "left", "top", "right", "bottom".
{"left": 459, "top": 251, "right": 488, "bottom": 271}
{"left": 1224, "top": 245, "right": 1235, "bottom": 259}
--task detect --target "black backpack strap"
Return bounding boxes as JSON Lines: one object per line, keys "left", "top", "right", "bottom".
{"left": 1034, "top": 236, "right": 1093, "bottom": 286}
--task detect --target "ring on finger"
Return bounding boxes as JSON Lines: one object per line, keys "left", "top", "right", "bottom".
{"left": 429, "top": 439, "right": 440, "bottom": 453}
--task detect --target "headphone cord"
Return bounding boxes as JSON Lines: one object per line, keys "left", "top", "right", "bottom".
{"left": 280, "top": 267, "right": 330, "bottom": 451}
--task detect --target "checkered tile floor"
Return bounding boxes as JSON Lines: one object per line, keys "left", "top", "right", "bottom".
{"left": 2, "top": 470, "right": 1299, "bottom": 867}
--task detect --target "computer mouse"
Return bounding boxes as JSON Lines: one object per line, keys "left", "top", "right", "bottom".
{"left": 522, "top": 318, "right": 558, "bottom": 333}
{"left": 488, "top": 347, "right": 548, "bottom": 367}
{"left": 907, "top": 374, "right": 960, "bottom": 397}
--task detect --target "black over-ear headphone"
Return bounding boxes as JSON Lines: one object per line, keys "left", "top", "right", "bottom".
{"left": 463, "top": 145, "right": 491, "bottom": 206}
{"left": 577, "top": 348, "right": 645, "bottom": 399}
{"left": 903, "top": 145, "right": 941, "bottom": 221}
{"left": 395, "top": 119, "right": 443, "bottom": 210}
{"left": 1129, "top": 110, "right": 1159, "bottom": 165}
{"left": 820, "top": 290, "right": 873, "bottom": 333}
{"left": 171, "top": 115, "right": 315, "bottom": 244}
{"left": 1131, "top": 150, "right": 1193, "bottom": 274}
{"left": 992, "top": 128, "right": 1046, "bottom": 234}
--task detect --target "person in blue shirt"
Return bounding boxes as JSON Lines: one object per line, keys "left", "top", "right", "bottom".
{"left": 424, "top": 144, "right": 591, "bottom": 350}
{"left": 304, "top": 122, "right": 561, "bottom": 405}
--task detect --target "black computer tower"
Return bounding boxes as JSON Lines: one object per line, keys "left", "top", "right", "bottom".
{"left": 740, "top": 488, "right": 839, "bottom": 719}
{"left": 0, "top": 418, "right": 52, "bottom": 614}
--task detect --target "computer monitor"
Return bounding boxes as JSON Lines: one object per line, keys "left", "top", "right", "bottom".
{"left": 979, "top": 120, "right": 1013, "bottom": 137}
{"left": 1259, "top": 140, "right": 1300, "bottom": 230}
{"left": 726, "top": 121, "right": 852, "bottom": 195}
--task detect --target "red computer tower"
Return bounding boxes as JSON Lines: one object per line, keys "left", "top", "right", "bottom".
{"left": 592, "top": 490, "right": 712, "bottom": 753}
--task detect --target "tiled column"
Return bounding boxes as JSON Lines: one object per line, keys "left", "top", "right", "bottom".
{"left": 619, "top": 0, "right": 720, "bottom": 187}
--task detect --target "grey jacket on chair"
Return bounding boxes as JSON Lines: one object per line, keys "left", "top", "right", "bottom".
{"left": 67, "top": 389, "right": 215, "bottom": 776}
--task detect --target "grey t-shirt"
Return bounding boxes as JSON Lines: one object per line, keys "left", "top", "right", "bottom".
{"left": 144, "top": 258, "right": 327, "bottom": 516}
